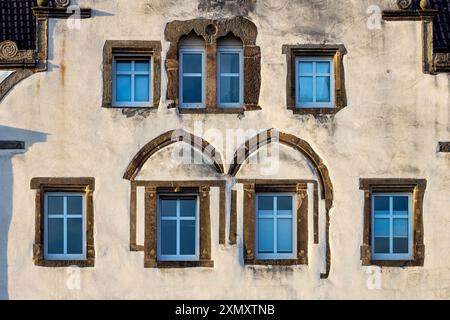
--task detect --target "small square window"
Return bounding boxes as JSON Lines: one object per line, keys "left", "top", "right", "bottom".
{"left": 44, "top": 192, "right": 86, "bottom": 261}
{"left": 371, "top": 193, "right": 413, "bottom": 261}
{"left": 113, "top": 56, "right": 152, "bottom": 107}
{"left": 255, "top": 193, "right": 296, "bottom": 260}
{"left": 295, "top": 57, "right": 334, "bottom": 108}
{"left": 179, "top": 49, "right": 206, "bottom": 108}
{"left": 217, "top": 49, "right": 243, "bottom": 107}
{"left": 157, "top": 195, "right": 199, "bottom": 261}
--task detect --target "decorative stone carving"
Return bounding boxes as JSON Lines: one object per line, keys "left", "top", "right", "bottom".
{"left": 434, "top": 53, "right": 450, "bottom": 67}
{"left": 0, "top": 41, "right": 18, "bottom": 59}
{"left": 397, "top": 0, "right": 412, "bottom": 10}
{"left": 419, "top": 0, "right": 428, "bottom": 10}
{"left": 37, "top": 0, "right": 49, "bottom": 7}
{"left": 54, "top": 0, "right": 70, "bottom": 8}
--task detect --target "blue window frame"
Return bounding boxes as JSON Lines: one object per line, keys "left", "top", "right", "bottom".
{"left": 217, "top": 48, "right": 243, "bottom": 107}
{"left": 157, "top": 195, "right": 199, "bottom": 261}
{"left": 44, "top": 193, "right": 86, "bottom": 261}
{"left": 295, "top": 57, "right": 334, "bottom": 108}
{"left": 255, "top": 194, "right": 296, "bottom": 260}
{"left": 113, "top": 55, "right": 151, "bottom": 107}
{"left": 371, "top": 193, "right": 413, "bottom": 261}
{"left": 179, "top": 49, "right": 206, "bottom": 108}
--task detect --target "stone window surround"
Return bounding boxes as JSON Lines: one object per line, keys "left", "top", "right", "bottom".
{"left": 382, "top": 4, "right": 449, "bottom": 74}
{"left": 164, "top": 17, "right": 261, "bottom": 114}
{"left": 139, "top": 180, "right": 224, "bottom": 268}
{"left": 282, "top": 44, "right": 348, "bottom": 115}
{"left": 359, "top": 178, "right": 426, "bottom": 267}
{"left": 239, "top": 180, "right": 309, "bottom": 266}
{"left": 30, "top": 177, "right": 95, "bottom": 268}
{"left": 102, "top": 40, "right": 162, "bottom": 109}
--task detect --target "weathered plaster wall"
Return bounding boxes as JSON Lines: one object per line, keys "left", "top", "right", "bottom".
{"left": 0, "top": 0, "right": 450, "bottom": 299}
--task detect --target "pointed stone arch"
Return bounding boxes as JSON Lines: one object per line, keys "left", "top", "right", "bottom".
{"left": 123, "top": 129, "right": 224, "bottom": 181}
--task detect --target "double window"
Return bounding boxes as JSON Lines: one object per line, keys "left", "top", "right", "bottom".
{"left": 113, "top": 55, "right": 152, "bottom": 107}
{"left": 296, "top": 57, "right": 334, "bottom": 108}
{"left": 255, "top": 194, "right": 296, "bottom": 260}
{"left": 371, "top": 193, "right": 413, "bottom": 261}
{"left": 157, "top": 195, "right": 199, "bottom": 261}
{"left": 179, "top": 35, "right": 243, "bottom": 109}
{"left": 44, "top": 193, "right": 86, "bottom": 261}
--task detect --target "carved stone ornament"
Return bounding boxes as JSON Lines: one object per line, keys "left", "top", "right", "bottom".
{"left": 54, "top": 0, "right": 70, "bottom": 8}
{"left": 397, "top": 0, "right": 413, "bottom": 10}
{"left": 0, "top": 41, "right": 19, "bottom": 59}
{"left": 434, "top": 53, "right": 450, "bottom": 67}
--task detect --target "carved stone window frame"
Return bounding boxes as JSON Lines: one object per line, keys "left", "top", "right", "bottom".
{"left": 138, "top": 181, "right": 223, "bottom": 268}
{"left": 164, "top": 17, "right": 261, "bottom": 114}
{"left": 102, "top": 40, "right": 162, "bottom": 109}
{"left": 30, "top": 177, "right": 95, "bottom": 268}
{"left": 282, "top": 44, "right": 347, "bottom": 115}
{"left": 359, "top": 178, "right": 427, "bottom": 267}
{"left": 240, "top": 180, "right": 309, "bottom": 266}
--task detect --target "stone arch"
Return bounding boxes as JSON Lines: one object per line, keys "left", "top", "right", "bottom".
{"left": 229, "top": 129, "right": 333, "bottom": 208}
{"left": 123, "top": 129, "right": 225, "bottom": 180}
{"left": 229, "top": 129, "right": 334, "bottom": 279}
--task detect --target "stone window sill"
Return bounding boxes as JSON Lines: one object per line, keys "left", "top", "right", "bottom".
{"left": 288, "top": 106, "right": 342, "bottom": 115}
{"left": 144, "top": 260, "right": 214, "bottom": 268}
{"left": 245, "top": 259, "right": 305, "bottom": 266}
{"left": 177, "top": 105, "right": 261, "bottom": 114}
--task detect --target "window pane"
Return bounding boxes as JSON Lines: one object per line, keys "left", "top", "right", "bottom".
{"left": 135, "top": 61, "right": 150, "bottom": 72}
{"left": 277, "top": 196, "right": 292, "bottom": 211}
{"left": 316, "top": 76, "right": 331, "bottom": 102}
{"left": 374, "top": 196, "right": 390, "bottom": 216}
{"left": 316, "top": 62, "right": 330, "bottom": 74}
{"left": 160, "top": 199, "right": 177, "bottom": 217}
{"left": 220, "top": 53, "right": 239, "bottom": 74}
{"left": 182, "top": 76, "right": 202, "bottom": 103}
{"left": 160, "top": 220, "right": 177, "bottom": 255}
{"left": 299, "top": 62, "right": 313, "bottom": 74}
{"left": 116, "top": 75, "right": 132, "bottom": 102}
{"left": 374, "top": 238, "right": 390, "bottom": 254}
{"left": 182, "top": 54, "right": 202, "bottom": 74}
{"left": 135, "top": 75, "right": 150, "bottom": 102}
{"left": 374, "top": 218, "right": 390, "bottom": 237}
{"left": 393, "top": 219, "right": 408, "bottom": 237}
{"left": 67, "top": 218, "right": 83, "bottom": 254}
{"left": 393, "top": 238, "right": 409, "bottom": 254}
{"left": 180, "top": 199, "right": 196, "bottom": 217}
{"left": 299, "top": 76, "right": 313, "bottom": 102}
{"left": 180, "top": 220, "right": 196, "bottom": 255}
{"left": 48, "top": 196, "right": 63, "bottom": 216}
{"left": 67, "top": 196, "right": 82, "bottom": 216}
{"left": 258, "top": 196, "right": 273, "bottom": 211}
{"left": 393, "top": 196, "right": 409, "bottom": 215}
{"left": 48, "top": 218, "right": 64, "bottom": 254}
{"left": 219, "top": 76, "right": 240, "bottom": 103}
{"left": 277, "top": 218, "right": 293, "bottom": 253}
{"left": 116, "top": 60, "right": 131, "bottom": 72}
{"left": 258, "top": 218, "right": 274, "bottom": 253}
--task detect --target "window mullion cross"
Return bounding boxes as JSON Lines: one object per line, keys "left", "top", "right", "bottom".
{"left": 389, "top": 196, "right": 394, "bottom": 255}
{"left": 176, "top": 199, "right": 180, "bottom": 256}
{"left": 63, "top": 195, "right": 68, "bottom": 255}
{"left": 273, "top": 196, "right": 278, "bottom": 255}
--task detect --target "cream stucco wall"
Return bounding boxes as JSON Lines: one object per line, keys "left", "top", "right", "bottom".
{"left": 1, "top": 0, "right": 450, "bottom": 299}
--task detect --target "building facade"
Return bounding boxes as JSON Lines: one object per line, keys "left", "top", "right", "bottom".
{"left": 0, "top": 0, "right": 449, "bottom": 299}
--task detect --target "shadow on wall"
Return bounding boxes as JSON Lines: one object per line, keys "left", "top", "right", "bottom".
{"left": 0, "top": 125, "right": 48, "bottom": 300}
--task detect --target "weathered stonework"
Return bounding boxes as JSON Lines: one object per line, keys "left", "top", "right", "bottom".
{"left": 282, "top": 44, "right": 348, "bottom": 115}
{"left": 102, "top": 40, "right": 162, "bottom": 110}
{"left": 164, "top": 17, "right": 261, "bottom": 113}
{"left": 359, "top": 179, "right": 426, "bottom": 267}
{"left": 30, "top": 178, "right": 96, "bottom": 268}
